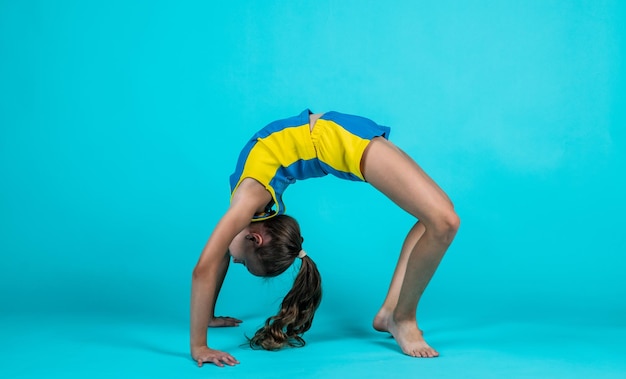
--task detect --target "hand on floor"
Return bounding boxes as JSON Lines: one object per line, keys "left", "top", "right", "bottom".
{"left": 208, "top": 315, "right": 243, "bottom": 327}
{"left": 192, "top": 346, "right": 240, "bottom": 368}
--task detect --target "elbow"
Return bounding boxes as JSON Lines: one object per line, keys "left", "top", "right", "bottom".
{"left": 192, "top": 254, "right": 228, "bottom": 281}
{"left": 192, "top": 264, "right": 208, "bottom": 281}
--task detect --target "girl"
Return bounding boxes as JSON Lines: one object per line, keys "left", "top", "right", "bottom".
{"left": 190, "top": 109, "right": 460, "bottom": 367}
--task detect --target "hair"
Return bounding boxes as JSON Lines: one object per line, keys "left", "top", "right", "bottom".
{"left": 248, "top": 215, "right": 323, "bottom": 351}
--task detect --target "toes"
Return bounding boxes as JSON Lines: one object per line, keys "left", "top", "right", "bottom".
{"left": 426, "top": 349, "right": 439, "bottom": 358}
{"left": 407, "top": 348, "right": 423, "bottom": 358}
{"left": 406, "top": 346, "right": 440, "bottom": 358}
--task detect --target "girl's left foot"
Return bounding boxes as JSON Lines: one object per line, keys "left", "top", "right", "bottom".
{"left": 373, "top": 308, "right": 392, "bottom": 332}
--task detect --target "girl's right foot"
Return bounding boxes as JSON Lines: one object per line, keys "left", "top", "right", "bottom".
{"left": 387, "top": 318, "right": 438, "bottom": 358}
{"left": 373, "top": 308, "right": 423, "bottom": 335}
{"left": 373, "top": 309, "right": 434, "bottom": 357}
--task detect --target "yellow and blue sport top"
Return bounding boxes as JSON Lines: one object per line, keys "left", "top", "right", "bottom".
{"left": 229, "top": 109, "right": 391, "bottom": 221}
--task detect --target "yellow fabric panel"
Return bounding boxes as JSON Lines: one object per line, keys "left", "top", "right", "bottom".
{"left": 231, "top": 142, "right": 279, "bottom": 215}
{"left": 231, "top": 124, "right": 315, "bottom": 218}
{"left": 311, "top": 119, "right": 370, "bottom": 180}
{"left": 257, "top": 124, "right": 317, "bottom": 165}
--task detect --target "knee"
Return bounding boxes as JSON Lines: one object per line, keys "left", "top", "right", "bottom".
{"left": 430, "top": 210, "right": 460, "bottom": 245}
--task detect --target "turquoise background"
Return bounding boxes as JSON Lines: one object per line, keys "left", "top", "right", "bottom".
{"left": 1, "top": 1, "right": 624, "bottom": 378}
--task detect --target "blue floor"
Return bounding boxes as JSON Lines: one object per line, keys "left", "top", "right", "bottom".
{"left": 2, "top": 302, "right": 624, "bottom": 378}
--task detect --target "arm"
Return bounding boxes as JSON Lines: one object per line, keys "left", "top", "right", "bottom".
{"left": 190, "top": 179, "right": 271, "bottom": 367}
{"left": 190, "top": 209, "right": 249, "bottom": 366}
{"left": 205, "top": 252, "right": 242, "bottom": 327}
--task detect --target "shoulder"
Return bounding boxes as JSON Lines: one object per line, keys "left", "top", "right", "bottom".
{"left": 231, "top": 178, "right": 273, "bottom": 214}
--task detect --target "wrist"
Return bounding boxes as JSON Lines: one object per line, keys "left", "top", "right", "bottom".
{"left": 191, "top": 344, "right": 208, "bottom": 352}
{"left": 190, "top": 336, "right": 208, "bottom": 349}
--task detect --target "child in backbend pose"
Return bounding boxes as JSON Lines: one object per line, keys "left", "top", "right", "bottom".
{"left": 190, "top": 109, "right": 460, "bottom": 367}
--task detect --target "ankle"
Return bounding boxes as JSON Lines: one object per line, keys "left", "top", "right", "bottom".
{"left": 392, "top": 310, "right": 416, "bottom": 324}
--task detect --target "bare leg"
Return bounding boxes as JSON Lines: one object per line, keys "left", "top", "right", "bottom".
{"left": 362, "top": 138, "right": 460, "bottom": 358}
{"left": 373, "top": 221, "right": 425, "bottom": 332}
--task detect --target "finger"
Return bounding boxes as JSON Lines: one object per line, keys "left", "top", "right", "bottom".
{"left": 212, "top": 358, "right": 224, "bottom": 368}
{"left": 217, "top": 319, "right": 240, "bottom": 327}
{"left": 197, "top": 359, "right": 203, "bottom": 367}
{"left": 225, "top": 355, "right": 240, "bottom": 365}
{"left": 219, "top": 316, "right": 243, "bottom": 323}
{"left": 220, "top": 317, "right": 241, "bottom": 323}
{"left": 221, "top": 320, "right": 237, "bottom": 327}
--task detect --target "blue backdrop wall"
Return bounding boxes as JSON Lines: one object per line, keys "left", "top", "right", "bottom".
{"left": 1, "top": 1, "right": 624, "bottom": 377}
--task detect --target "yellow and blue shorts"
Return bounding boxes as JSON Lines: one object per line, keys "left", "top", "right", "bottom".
{"left": 230, "top": 109, "right": 391, "bottom": 220}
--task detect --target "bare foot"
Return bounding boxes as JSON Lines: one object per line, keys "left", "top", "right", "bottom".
{"left": 373, "top": 308, "right": 424, "bottom": 335}
{"left": 373, "top": 308, "right": 392, "bottom": 332}
{"left": 387, "top": 318, "right": 439, "bottom": 358}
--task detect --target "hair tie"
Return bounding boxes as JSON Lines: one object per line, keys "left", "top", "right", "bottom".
{"left": 298, "top": 249, "right": 307, "bottom": 259}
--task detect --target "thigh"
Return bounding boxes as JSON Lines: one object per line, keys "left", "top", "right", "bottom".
{"left": 395, "top": 147, "right": 453, "bottom": 207}
{"left": 361, "top": 138, "right": 453, "bottom": 223}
